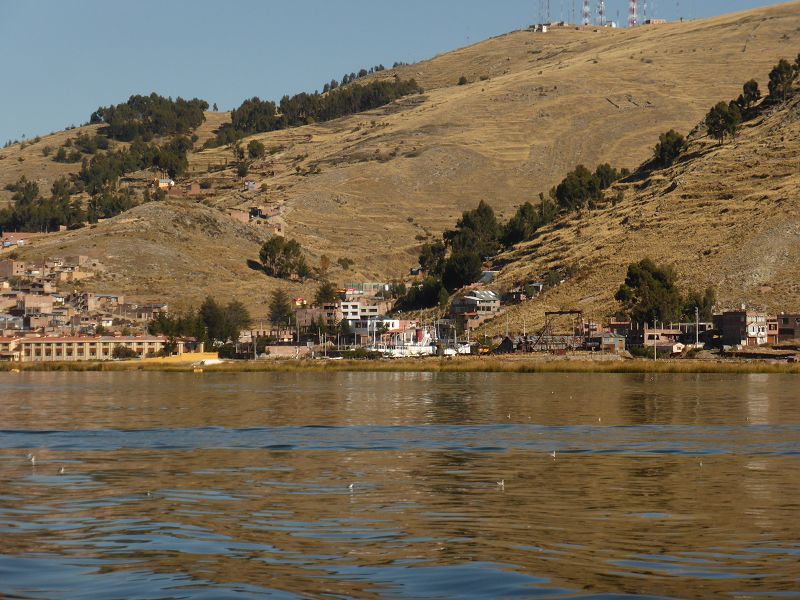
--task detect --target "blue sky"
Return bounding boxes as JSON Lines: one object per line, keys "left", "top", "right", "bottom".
{"left": 0, "top": 0, "right": 784, "bottom": 143}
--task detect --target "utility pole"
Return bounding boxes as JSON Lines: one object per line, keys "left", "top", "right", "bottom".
{"left": 652, "top": 319, "right": 657, "bottom": 361}
{"left": 695, "top": 306, "right": 699, "bottom": 348}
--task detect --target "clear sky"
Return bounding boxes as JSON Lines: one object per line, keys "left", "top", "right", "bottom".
{"left": 0, "top": 0, "right": 786, "bottom": 143}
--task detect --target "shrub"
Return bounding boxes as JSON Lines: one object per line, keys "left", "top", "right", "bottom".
{"left": 653, "top": 129, "right": 686, "bottom": 166}
{"left": 247, "top": 140, "right": 265, "bottom": 159}
{"left": 112, "top": 345, "right": 139, "bottom": 360}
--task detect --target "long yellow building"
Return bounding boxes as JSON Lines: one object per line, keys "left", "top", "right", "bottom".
{"left": 0, "top": 336, "right": 189, "bottom": 362}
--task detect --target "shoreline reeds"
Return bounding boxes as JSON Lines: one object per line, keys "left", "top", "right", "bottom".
{"left": 0, "top": 357, "right": 798, "bottom": 375}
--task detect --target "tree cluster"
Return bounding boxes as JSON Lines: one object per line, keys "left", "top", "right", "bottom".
{"left": 323, "top": 64, "right": 386, "bottom": 92}
{"left": 148, "top": 310, "right": 207, "bottom": 340}
{"left": 259, "top": 236, "right": 310, "bottom": 280}
{"left": 702, "top": 55, "right": 798, "bottom": 146}
{"left": 705, "top": 101, "right": 742, "bottom": 145}
{"left": 212, "top": 79, "right": 421, "bottom": 145}
{"left": 615, "top": 258, "right": 716, "bottom": 323}
{"left": 73, "top": 133, "right": 110, "bottom": 155}
{"left": 0, "top": 177, "right": 85, "bottom": 233}
{"left": 79, "top": 135, "right": 192, "bottom": 194}
{"left": 767, "top": 58, "right": 797, "bottom": 102}
{"left": 404, "top": 196, "right": 561, "bottom": 310}
{"left": 552, "top": 163, "right": 624, "bottom": 212}
{"left": 653, "top": 129, "right": 686, "bottom": 167}
{"left": 395, "top": 277, "right": 449, "bottom": 311}
{"left": 149, "top": 299, "right": 251, "bottom": 345}
{"left": 500, "top": 194, "right": 559, "bottom": 247}
{"left": 90, "top": 93, "right": 208, "bottom": 141}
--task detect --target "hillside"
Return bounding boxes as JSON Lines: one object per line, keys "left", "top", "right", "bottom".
{"left": 2, "top": 1, "right": 799, "bottom": 317}
{"left": 484, "top": 92, "right": 800, "bottom": 335}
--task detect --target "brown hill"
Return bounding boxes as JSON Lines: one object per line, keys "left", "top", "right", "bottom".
{"left": 482, "top": 92, "right": 800, "bottom": 335}
{"left": 2, "top": 1, "right": 799, "bottom": 318}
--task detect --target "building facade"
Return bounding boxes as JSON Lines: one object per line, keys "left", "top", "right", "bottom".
{"left": 1, "top": 336, "right": 189, "bottom": 363}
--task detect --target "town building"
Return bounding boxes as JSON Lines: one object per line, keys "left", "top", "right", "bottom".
{"left": 0, "top": 335, "right": 195, "bottom": 363}
{"left": 585, "top": 332, "right": 627, "bottom": 354}
{"left": 452, "top": 291, "right": 501, "bottom": 316}
{"left": 777, "top": 313, "right": 800, "bottom": 341}
{"left": 714, "top": 311, "right": 771, "bottom": 347}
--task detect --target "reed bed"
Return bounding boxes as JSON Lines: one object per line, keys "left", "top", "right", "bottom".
{"left": 1, "top": 357, "right": 798, "bottom": 375}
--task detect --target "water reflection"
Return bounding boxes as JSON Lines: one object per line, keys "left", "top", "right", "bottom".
{"left": 0, "top": 372, "right": 799, "bottom": 598}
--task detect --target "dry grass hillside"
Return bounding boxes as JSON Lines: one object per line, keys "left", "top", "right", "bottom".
{"left": 0, "top": 124, "right": 106, "bottom": 207}
{"left": 482, "top": 93, "right": 800, "bottom": 336}
{"left": 2, "top": 1, "right": 799, "bottom": 318}
{"left": 186, "top": 1, "right": 800, "bottom": 280}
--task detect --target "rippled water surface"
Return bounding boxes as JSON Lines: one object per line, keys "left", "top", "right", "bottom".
{"left": 1, "top": 371, "right": 799, "bottom": 598}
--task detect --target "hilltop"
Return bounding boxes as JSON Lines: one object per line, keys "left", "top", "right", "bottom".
{"left": 1, "top": 1, "right": 799, "bottom": 317}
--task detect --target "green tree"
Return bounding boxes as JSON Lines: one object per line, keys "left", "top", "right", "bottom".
{"left": 705, "top": 101, "right": 740, "bottom": 145}
{"left": 269, "top": 288, "right": 294, "bottom": 325}
{"left": 314, "top": 280, "right": 338, "bottom": 306}
{"left": 615, "top": 258, "right": 684, "bottom": 323}
{"left": 112, "top": 345, "right": 139, "bottom": 359}
{"left": 653, "top": 129, "right": 686, "bottom": 166}
{"left": 247, "top": 140, "right": 265, "bottom": 159}
{"left": 768, "top": 58, "right": 796, "bottom": 101}
{"left": 458, "top": 75, "right": 468, "bottom": 85}
{"left": 444, "top": 200, "right": 501, "bottom": 259}
{"left": 224, "top": 300, "right": 252, "bottom": 342}
{"left": 594, "top": 163, "right": 621, "bottom": 189}
{"left": 737, "top": 79, "right": 761, "bottom": 109}
{"left": 236, "top": 161, "right": 249, "bottom": 178}
{"left": 199, "top": 297, "right": 251, "bottom": 343}
{"left": 259, "top": 236, "right": 305, "bottom": 279}
{"left": 418, "top": 240, "right": 446, "bottom": 275}
{"left": 199, "top": 297, "right": 226, "bottom": 342}
{"left": 395, "top": 277, "right": 449, "bottom": 311}
{"left": 553, "top": 164, "right": 602, "bottom": 212}
{"left": 684, "top": 287, "right": 716, "bottom": 321}
{"left": 442, "top": 251, "right": 483, "bottom": 292}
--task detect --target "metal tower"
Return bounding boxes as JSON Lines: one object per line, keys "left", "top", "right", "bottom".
{"left": 598, "top": 0, "right": 606, "bottom": 25}
{"left": 583, "top": 0, "right": 591, "bottom": 25}
{"left": 628, "top": 0, "right": 638, "bottom": 28}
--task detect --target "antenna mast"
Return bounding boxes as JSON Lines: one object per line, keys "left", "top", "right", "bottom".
{"left": 598, "top": 0, "right": 606, "bottom": 25}
{"left": 582, "top": 0, "right": 590, "bottom": 25}
{"left": 628, "top": 0, "right": 638, "bottom": 28}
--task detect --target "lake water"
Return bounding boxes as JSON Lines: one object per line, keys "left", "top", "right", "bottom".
{"left": 1, "top": 371, "right": 799, "bottom": 599}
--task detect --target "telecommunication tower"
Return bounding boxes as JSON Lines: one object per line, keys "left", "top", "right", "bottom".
{"left": 582, "top": 0, "right": 591, "bottom": 25}
{"left": 628, "top": 0, "right": 638, "bottom": 28}
{"left": 598, "top": 0, "right": 606, "bottom": 25}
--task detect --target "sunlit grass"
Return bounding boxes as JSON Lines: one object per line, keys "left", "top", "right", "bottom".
{"left": 1, "top": 357, "right": 798, "bottom": 375}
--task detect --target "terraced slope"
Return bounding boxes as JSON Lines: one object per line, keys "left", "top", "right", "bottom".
{"left": 484, "top": 93, "right": 800, "bottom": 335}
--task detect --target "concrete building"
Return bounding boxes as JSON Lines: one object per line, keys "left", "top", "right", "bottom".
{"left": 715, "top": 311, "right": 770, "bottom": 347}
{"left": 8, "top": 335, "right": 188, "bottom": 363}
{"left": 777, "top": 314, "right": 800, "bottom": 341}
{"left": 0, "top": 260, "right": 26, "bottom": 279}
{"left": 585, "top": 333, "right": 627, "bottom": 354}
{"left": 452, "top": 291, "right": 501, "bottom": 317}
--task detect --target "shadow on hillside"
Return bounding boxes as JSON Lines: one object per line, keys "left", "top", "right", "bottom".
{"left": 246, "top": 259, "right": 265, "bottom": 273}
